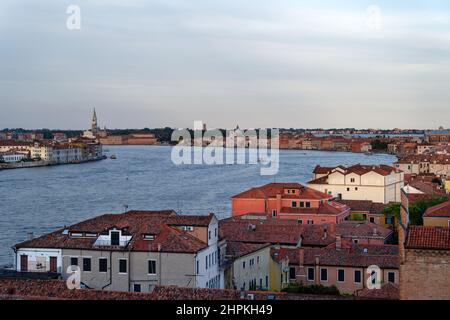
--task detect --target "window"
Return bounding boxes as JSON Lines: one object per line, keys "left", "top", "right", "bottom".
{"left": 206, "top": 256, "right": 208, "bottom": 270}
{"left": 133, "top": 284, "right": 141, "bottom": 292}
{"left": 354, "top": 270, "right": 362, "bottom": 283}
{"left": 355, "top": 187, "right": 358, "bottom": 191}
{"left": 300, "top": 202, "right": 305, "bottom": 208}
{"left": 307, "top": 268, "right": 315, "bottom": 281}
{"left": 83, "top": 258, "right": 91, "bottom": 272}
{"left": 370, "top": 217, "right": 375, "bottom": 223}
{"left": 70, "top": 257, "right": 78, "bottom": 267}
{"left": 148, "top": 260, "right": 156, "bottom": 275}
{"left": 305, "top": 202, "right": 311, "bottom": 208}
{"left": 119, "top": 259, "right": 127, "bottom": 273}
{"left": 297, "top": 219, "right": 303, "bottom": 224}
{"left": 337, "top": 269, "right": 345, "bottom": 282}
{"left": 257, "top": 256, "right": 260, "bottom": 264}
{"left": 388, "top": 272, "right": 396, "bottom": 283}
{"left": 307, "top": 220, "right": 314, "bottom": 225}
{"left": 111, "top": 231, "right": 120, "bottom": 246}
{"left": 99, "top": 258, "right": 107, "bottom": 272}
{"left": 347, "top": 188, "right": 350, "bottom": 192}
{"left": 289, "top": 267, "right": 296, "bottom": 280}
{"left": 143, "top": 234, "right": 155, "bottom": 240}
{"left": 370, "top": 270, "right": 377, "bottom": 285}
{"left": 350, "top": 178, "right": 355, "bottom": 183}
{"left": 196, "top": 260, "right": 199, "bottom": 274}
{"left": 242, "top": 261, "right": 246, "bottom": 269}
{"left": 272, "top": 210, "right": 277, "bottom": 217}
{"left": 353, "top": 239, "right": 359, "bottom": 244}
{"left": 320, "top": 268, "right": 328, "bottom": 282}
{"left": 266, "top": 276, "right": 269, "bottom": 288}
{"left": 209, "top": 231, "right": 211, "bottom": 240}
{"left": 292, "top": 201, "right": 297, "bottom": 208}
{"left": 385, "top": 217, "right": 393, "bottom": 225}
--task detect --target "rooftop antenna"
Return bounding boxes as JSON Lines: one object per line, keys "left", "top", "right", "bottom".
{"left": 123, "top": 204, "right": 129, "bottom": 213}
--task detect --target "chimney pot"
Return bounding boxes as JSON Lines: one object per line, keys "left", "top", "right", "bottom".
{"left": 27, "top": 232, "right": 33, "bottom": 240}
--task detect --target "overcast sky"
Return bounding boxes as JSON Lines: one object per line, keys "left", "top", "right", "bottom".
{"left": 1, "top": 0, "right": 450, "bottom": 130}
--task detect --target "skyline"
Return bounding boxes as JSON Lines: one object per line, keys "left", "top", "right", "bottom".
{"left": 1, "top": 0, "right": 450, "bottom": 129}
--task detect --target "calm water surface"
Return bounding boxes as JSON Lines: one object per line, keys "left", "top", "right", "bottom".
{"left": 0, "top": 146, "right": 396, "bottom": 266}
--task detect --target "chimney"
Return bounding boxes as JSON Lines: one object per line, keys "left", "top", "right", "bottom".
{"left": 276, "top": 192, "right": 282, "bottom": 214}
{"left": 27, "top": 232, "right": 34, "bottom": 240}
{"left": 157, "top": 243, "right": 162, "bottom": 252}
{"left": 322, "top": 227, "right": 328, "bottom": 240}
{"left": 336, "top": 234, "right": 342, "bottom": 250}
{"left": 372, "top": 228, "right": 378, "bottom": 236}
{"left": 298, "top": 248, "right": 305, "bottom": 267}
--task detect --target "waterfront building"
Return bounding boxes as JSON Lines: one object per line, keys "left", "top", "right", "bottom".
{"left": 426, "top": 129, "right": 450, "bottom": 143}
{"left": 51, "top": 144, "right": 82, "bottom": 164}
{"left": 0, "top": 152, "right": 27, "bottom": 163}
{"left": 394, "top": 154, "right": 450, "bottom": 177}
{"left": 270, "top": 242, "right": 399, "bottom": 295}
{"left": 307, "top": 164, "right": 404, "bottom": 204}
{"left": 231, "top": 183, "right": 350, "bottom": 224}
{"left": 13, "top": 210, "right": 224, "bottom": 292}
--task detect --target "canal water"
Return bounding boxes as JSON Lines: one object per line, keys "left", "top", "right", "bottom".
{"left": 0, "top": 146, "right": 396, "bottom": 266}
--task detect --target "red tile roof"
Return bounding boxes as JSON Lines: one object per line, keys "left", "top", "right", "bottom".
{"left": 219, "top": 218, "right": 392, "bottom": 247}
{"left": 356, "top": 283, "right": 400, "bottom": 300}
{"left": 226, "top": 242, "right": 271, "bottom": 259}
{"left": 395, "top": 154, "right": 450, "bottom": 165}
{"left": 271, "top": 244, "right": 399, "bottom": 269}
{"left": 337, "top": 200, "right": 387, "bottom": 215}
{"left": 308, "top": 164, "right": 399, "bottom": 184}
{"left": 14, "top": 210, "right": 212, "bottom": 253}
{"left": 424, "top": 200, "right": 450, "bottom": 218}
{"left": 231, "top": 183, "right": 331, "bottom": 200}
{"left": 0, "top": 279, "right": 151, "bottom": 300}
{"left": 406, "top": 226, "right": 450, "bottom": 250}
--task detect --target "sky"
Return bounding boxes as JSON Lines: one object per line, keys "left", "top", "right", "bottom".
{"left": 1, "top": 0, "right": 450, "bottom": 130}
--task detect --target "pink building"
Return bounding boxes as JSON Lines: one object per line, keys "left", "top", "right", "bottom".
{"left": 231, "top": 183, "right": 350, "bottom": 224}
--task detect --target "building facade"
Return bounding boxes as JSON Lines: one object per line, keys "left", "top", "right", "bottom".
{"left": 308, "top": 165, "right": 404, "bottom": 204}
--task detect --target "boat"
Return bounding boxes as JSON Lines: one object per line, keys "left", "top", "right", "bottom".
{"left": 110, "top": 154, "right": 117, "bottom": 160}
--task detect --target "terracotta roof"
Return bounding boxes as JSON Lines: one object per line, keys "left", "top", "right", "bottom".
{"left": 0, "top": 141, "right": 32, "bottom": 147}
{"left": 226, "top": 242, "right": 271, "bottom": 259}
{"left": 280, "top": 201, "right": 348, "bottom": 216}
{"left": 395, "top": 154, "right": 450, "bottom": 165}
{"left": 0, "top": 279, "right": 151, "bottom": 300}
{"left": 424, "top": 200, "right": 450, "bottom": 218}
{"left": 231, "top": 183, "right": 331, "bottom": 200}
{"left": 308, "top": 164, "right": 399, "bottom": 184}
{"left": 406, "top": 226, "right": 450, "bottom": 250}
{"left": 357, "top": 283, "right": 400, "bottom": 300}
{"left": 219, "top": 218, "right": 392, "bottom": 247}
{"left": 271, "top": 244, "right": 399, "bottom": 269}
{"left": 150, "top": 286, "right": 352, "bottom": 300}
{"left": 14, "top": 210, "right": 212, "bottom": 253}
{"left": 337, "top": 200, "right": 387, "bottom": 215}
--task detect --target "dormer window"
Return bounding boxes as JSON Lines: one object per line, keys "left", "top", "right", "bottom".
{"left": 182, "top": 226, "right": 194, "bottom": 232}
{"left": 111, "top": 231, "right": 120, "bottom": 246}
{"left": 85, "top": 233, "right": 97, "bottom": 238}
{"left": 143, "top": 234, "right": 155, "bottom": 241}
{"left": 70, "top": 232, "right": 83, "bottom": 238}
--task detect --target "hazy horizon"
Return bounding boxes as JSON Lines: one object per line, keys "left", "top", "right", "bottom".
{"left": 1, "top": 0, "right": 450, "bottom": 130}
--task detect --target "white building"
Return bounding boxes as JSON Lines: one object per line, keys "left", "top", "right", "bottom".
{"left": 308, "top": 164, "right": 404, "bottom": 204}
{"left": 0, "top": 152, "right": 26, "bottom": 163}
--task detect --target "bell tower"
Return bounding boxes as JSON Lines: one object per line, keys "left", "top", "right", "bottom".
{"left": 91, "top": 108, "right": 98, "bottom": 135}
